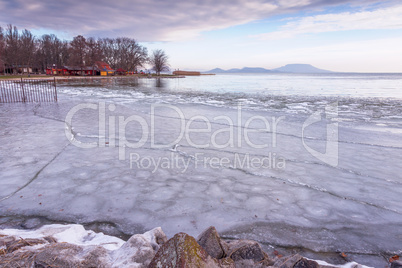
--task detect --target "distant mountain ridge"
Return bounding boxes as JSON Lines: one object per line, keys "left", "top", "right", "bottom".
{"left": 205, "top": 64, "right": 333, "bottom": 74}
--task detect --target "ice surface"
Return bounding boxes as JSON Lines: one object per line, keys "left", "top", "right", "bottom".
{"left": 1, "top": 75, "right": 401, "bottom": 267}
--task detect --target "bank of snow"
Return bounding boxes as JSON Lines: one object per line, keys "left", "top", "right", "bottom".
{"left": 0, "top": 224, "right": 167, "bottom": 267}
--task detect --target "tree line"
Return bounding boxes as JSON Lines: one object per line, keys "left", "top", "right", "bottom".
{"left": 0, "top": 24, "right": 169, "bottom": 75}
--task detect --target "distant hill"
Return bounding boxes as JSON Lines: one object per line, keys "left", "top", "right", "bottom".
{"left": 237, "top": 67, "right": 273, "bottom": 73}
{"left": 273, "top": 64, "right": 333, "bottom": 73}
{"left": 204, "top": 64, "right": 333, "bottom": 74}
{"left": 207, "top": 68, "right": 226, "bottom": 73}
{"left": 204, "top": 67, "right": 272, "bottom": 74}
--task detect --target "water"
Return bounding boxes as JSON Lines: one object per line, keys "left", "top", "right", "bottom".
{"left": 1, "top": 73, "right": 401, "bottom": 266}
{"left": 57, "top": 72, "right": 402, "bottom": 98}
{"left": 167, "top": 73, "right": 402, "bottom": 98}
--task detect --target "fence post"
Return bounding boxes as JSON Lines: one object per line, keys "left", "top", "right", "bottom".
{"left": 54, "top": 77, "right": 57, "bottom": 102}
{"left": 21, "top": 78, "right": 26, "bottom": 102}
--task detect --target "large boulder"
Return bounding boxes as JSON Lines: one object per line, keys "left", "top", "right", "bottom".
{"left": 196, "top": 226, "right": 274, "bottom": 267}
{"left": 226, "top": 239, "right": 266, "bottom": 262}
{"left": 197, "top": 226, "right": 227, "bottom": 259}
{"left": 148, "top": 232, "right": 235, "bottom": 268}
{"left": 224, "top": 239, "right": 273, "bottom": 267}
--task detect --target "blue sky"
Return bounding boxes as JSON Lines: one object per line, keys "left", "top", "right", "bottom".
{"left": 1, "top": 0, "right": 402, "bottom": 72}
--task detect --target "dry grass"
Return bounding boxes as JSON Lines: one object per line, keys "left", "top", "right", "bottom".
{"left": 0, "top": 236, "right": 49, "bottom": 267}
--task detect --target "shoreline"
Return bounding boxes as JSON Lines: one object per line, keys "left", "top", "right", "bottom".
{"left": 0, "top": 215, "right": 393, "bottom": 267}
{"left": 0, "top": 74, "right": 185, "bottom": 80}
{"left": 0, "top": 221, "right": 379, "bottom": 267}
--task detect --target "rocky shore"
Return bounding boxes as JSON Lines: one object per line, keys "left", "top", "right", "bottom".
{"left": 0, "top": 224, "right": 391, "bottom": 268}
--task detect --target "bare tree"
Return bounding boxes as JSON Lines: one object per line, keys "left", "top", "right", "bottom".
{"left": 37, "top": 34, "right": 54, "bottom": 70}
{"left": 0, "top": 26, "right": 5, "bottom": 74}
{"left": 59, "top": 40, "right": 70, "bottom": 67}
{"left": 35, "top": 34, "right": 68, "bottom": 72}
{"left": 68, "top": 35, "right": 87, "bottom": 67}
{"left": 115, "top": 37, "right": 148, "bottom": 71}
{"left": 0, "top": 24, "right": 169, "bottom": 76}
{"left": 98, "top": 38, "right": 116, "bottom": 67}
{"left": 85, "top": 37, "right": 103, "bottom": 66}
{"left": 128, "top": 41, "right": 148, "bottom": 72}
{"left": 97, "top": 37, "right": 148, "bottom": 71}
{"left": 4, "top": 24, "right": 20, "bottom": 74}
{"left": 149, "top": 49, "right": 169, "bottom": 75}
{"left": 19, "top": 29, "right": 35, "bottom": 74}
{"left": 114, "top": 37, "right": 129, "bottom": 69}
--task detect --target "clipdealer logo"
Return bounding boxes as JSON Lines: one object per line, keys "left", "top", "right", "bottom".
{"left": 65, "top": 102, "right": 285, "bottom": 156}
{"left": 64, "top": 101, "right": 339, "bottom": 171}
{"left": 128, "top": 152, "right": 286, "bottom": 173}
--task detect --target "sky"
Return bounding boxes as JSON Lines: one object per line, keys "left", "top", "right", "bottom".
{"left": 1, "top": 0, "right": 402, "bottom": 72}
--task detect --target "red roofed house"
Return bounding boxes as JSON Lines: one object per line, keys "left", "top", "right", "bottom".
{"left": 95, "top": 61, "right": 115, "bottom": 76}
{"left": 46, "top": 66, "right": 96, "bottom": 76}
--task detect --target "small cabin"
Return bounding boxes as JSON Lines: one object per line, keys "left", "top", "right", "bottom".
{"left": 95, "top": 61, "right": 115, "bottom": 76}
{"left": 46, "top": 66, "right": 95, "bottom": 76}
{"left": 46, "top": 66, "right": 69, "bottom": 76}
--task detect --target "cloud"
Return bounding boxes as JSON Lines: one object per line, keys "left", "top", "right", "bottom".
{"left": 0, "top": 0, "right": 277, "bottom": 41}
{"left": 254, "top": 4, "right": 402, "bottom": 40}
{"left": 0, "top": 0, "right": 390, "bottom": 41}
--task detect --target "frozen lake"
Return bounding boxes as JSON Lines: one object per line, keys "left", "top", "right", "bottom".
{"left": 1, "top": 74, "right": 401, "bottom": 266}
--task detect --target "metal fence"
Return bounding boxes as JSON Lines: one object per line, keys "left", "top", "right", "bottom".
{"left": 0, "top": 78, "right": 57, "bottom": 103}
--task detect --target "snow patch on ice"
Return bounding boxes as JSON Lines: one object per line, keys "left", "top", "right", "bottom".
{"left": 0, "top": 224, "right": 124, "bottom": 251}
{"left": 312, "top": 259, "right": 373, "bottom": 268}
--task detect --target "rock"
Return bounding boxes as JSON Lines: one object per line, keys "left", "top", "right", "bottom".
{"left": 218, "top": 257, "right": 237, "bottom": 267}
{"left": 38, "top": 243, "right": 110, "bottom": 268}
{"left": 293, "top": 258, "right": 319, "bottom": 268}
{"left": 84, "top": 221, "right": 127, "bottom": 239}
{"left": 0, "top": 224, "right": 375, "bottom": 268}
{"left": 392, "top": 260, "right": 402, "bottom": 268}
{"left": 273, "top": 254, "right": 303, "bottom": 268}
{"left": 21, "top": 217, "right": 44, "bottom": 229}
{"left": 112, "top": 234, "right": 156, "bottom": 267}
{"left": 197, "top": 226, "right": 227, "bottom": 259}
{"left": 225, "top": 239, "right": 270, "bottom": 263}
{"left": 233, "top": 259, "right": 274, "bottom": 267}
{"left": 142, "top": 226, "right": 168, "bottom": 250}
{"left": 111, "top": 227, "right": 167, "bottom": 267}
{"left": 148, "top": 232, "right": 235, "bottom": 268}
